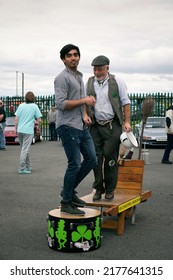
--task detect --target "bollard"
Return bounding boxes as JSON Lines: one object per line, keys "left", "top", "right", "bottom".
{"left": 141, "top": 151, "right": 150, "bottom": 164}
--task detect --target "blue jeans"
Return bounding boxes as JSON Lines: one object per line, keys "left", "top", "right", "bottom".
{"left": 58, "top": 125, "right": 97, "bottom": 202}
{"left": 0, "top": 122, "right": 6, "bottom": 149}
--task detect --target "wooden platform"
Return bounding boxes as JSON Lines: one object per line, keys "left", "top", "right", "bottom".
{"left": 49, "top": 208, "right": 101, "bottom": 219}
{"left": 81, "top": 160, "right": 152, "bottom": 235}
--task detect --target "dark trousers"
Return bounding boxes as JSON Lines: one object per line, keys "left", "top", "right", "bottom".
{"left": 90, "top": 119, "right": 122, "bottom": 193}
{"left": 49, "top": 122, "right": 57, "bottom": 140}
{"left": 162, "top": 133, "right": 173, "bottom": 161}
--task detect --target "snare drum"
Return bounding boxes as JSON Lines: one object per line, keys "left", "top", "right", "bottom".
{"left": 47, "top": 208, "right": 101, "bottom": 252}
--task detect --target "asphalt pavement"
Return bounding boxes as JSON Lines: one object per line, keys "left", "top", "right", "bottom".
{"left": 0, "top": 141, "right": 173, "bottom": 260}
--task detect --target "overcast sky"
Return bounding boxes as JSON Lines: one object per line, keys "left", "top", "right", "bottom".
{"left": 0, "top": 0, "right": 172, "bottom": 97}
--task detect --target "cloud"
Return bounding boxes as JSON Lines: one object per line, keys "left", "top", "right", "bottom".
{"left": 0, "top": 0, "right": 173, "bottom": 96}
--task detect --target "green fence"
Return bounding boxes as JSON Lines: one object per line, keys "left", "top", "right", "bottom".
{"left": 1, "top": 93, "right": 173, "bottom": 140}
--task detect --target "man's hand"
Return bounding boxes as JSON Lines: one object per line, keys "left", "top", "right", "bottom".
{"left": 123, "top": 121, "right": 131, "bottom": 133}
{"left": 83, "top": 113, "right": 92, "bottom": 126}
{"left": 84, "top": 95, "right": 96, "bottom": 106}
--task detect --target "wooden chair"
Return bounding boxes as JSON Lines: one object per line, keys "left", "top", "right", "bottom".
{"left": 81, "top": 159, "right": 151, "bottom": 235}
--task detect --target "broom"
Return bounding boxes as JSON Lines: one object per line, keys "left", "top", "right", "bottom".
{"left": 138, "top": 97, "right": 154, "bottom": 159}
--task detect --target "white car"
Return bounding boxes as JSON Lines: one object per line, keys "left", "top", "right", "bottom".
{"left": 135, "top": 117, "right": 167, "bottom": 147}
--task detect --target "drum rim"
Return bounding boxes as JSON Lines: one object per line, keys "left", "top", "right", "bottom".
{"left": 48, "top": 208, "right": 101, "bottom": 219}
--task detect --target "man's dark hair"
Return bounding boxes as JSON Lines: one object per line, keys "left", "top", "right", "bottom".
{"left": 60, "top": 44, "right": 80, "bottom": 60}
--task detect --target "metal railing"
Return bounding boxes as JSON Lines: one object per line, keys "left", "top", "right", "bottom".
{"left": 1, "top": 93, "right": 173, "bottom": 140}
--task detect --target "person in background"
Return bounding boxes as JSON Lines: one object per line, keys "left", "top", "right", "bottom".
{"left": 84, "top": 55, "right": 131, "bottom": 201}
{"left": 0, "top": 99, "right": 6, "bottom": 150}
{"left": 161, "top": 104, "right": 173, "bottom": 164}
{"left": 55, "top": 44, "right": 97, "bottom": 215}
{"left": 47, "top": 104, "right": 57, "bottom": 141}
{"left": 14, "top": 91, "right": 42, "bottom": 174}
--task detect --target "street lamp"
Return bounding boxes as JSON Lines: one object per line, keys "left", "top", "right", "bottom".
{"left": 16, "top": 71, "right": 24, "bottom": 97}
{"left": 16, "top": 71, "right": 18, "bottom": 96}
{"left": 22, "top": 72, "right": 24, "bottom": 97}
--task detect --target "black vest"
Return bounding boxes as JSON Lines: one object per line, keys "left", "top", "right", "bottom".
{"left": 86, "top": 74, "right": 124, "bottom": 125}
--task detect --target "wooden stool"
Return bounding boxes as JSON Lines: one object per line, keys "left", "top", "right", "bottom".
{"left": 47, "top": 208, "right": 101, "bottom": 252}
{"left": 81, "top": 160, "right": 152, "bottom": 235}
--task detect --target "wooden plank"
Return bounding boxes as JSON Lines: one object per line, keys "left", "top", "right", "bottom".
{"left": 141, "top": 190, "right": 152, "bottom": 202}
{"left": 117, "top": 211, "right": 126, "bottom": 235}
{"left": 118, "top": 167, "right": 144, "bottom": 175}
{"left": 101, "top": 220, "right": 118, "bottom": 229}
{"left": 116, "top": 183, "right": 142, "bottom": 190}
{"left": 120, "top": 159, "right": 144, "bottom": 167}
{"left": 81, "top": 192, "right": 138, "bottom": 208}
{"left": 118, "top": 173, "right": 143, "bottom": 182}
{"left": 115, "top": 188, "right": 142, "bottom": 195}
{"left": 116, "top": 181, "right": 142, "bottom": 190}
{"left": 103, "top": 205, "right": 119, "bottom": 216}
{"left": 103, "top": 195, "right": 141, "bottom": 216}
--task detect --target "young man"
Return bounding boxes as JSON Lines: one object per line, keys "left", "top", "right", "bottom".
{"left": 84, "top": 55, "right": 131, "bottom": 201}
{"left": 54, "top": 44, "right": 97, "bottom": 215}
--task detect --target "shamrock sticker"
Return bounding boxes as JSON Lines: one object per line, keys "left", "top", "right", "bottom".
{"left": 71, "top": 225, "right": 92, "bottom": 243}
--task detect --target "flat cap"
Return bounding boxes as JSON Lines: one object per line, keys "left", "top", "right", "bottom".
{"left": 91, "top": 55, "right": 110, "bottom": 66}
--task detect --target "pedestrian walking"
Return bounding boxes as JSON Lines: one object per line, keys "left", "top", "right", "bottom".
{"left": 161, "top": 104, "right": 173, "bottom": 164}
{"left": 0, "top": 99, "right": 6, "bottom": 151}
{"left": 15, "top": 91, "right": 42, "bottom": 174}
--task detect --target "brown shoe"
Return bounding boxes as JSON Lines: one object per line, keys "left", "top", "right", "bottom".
{"left": 105, "top": 191, "right": 114, "bottom": 200}
{"left": 93, "top": 190, "right": 104, "bottom": 201}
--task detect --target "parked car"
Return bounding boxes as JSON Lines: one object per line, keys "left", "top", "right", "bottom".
{"left": 4, "top": 116, "right": 42, "bottom": 145}
{"left": 135, "top": 117, "right": 167, "bottom": 147}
